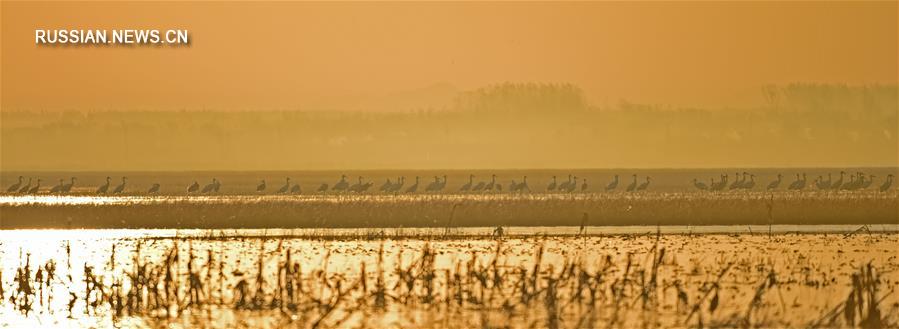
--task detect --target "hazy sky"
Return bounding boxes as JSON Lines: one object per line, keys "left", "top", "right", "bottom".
{"left": 2, "top": 1, "right": 896, "bottom": 111}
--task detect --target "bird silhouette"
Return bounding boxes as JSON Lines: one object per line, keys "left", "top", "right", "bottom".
{"left": 27, "top": 179, "right": 41, "bottom": 194}
{"left": 831, "top": 171, "right": 845, "bottom": 190}
{"left": 508, "top": 179, "right": 519, "bottom": 192}
{"left": 821, "top": 173, "right": 833, "bottom": 190}
{"left": 729, "top": 172, "right": 743, "bottom": 190}
{"left": 436, "top": 175, "right": 447, "bottom": 192}
{"left": 626, "top": 175, "right": 638, "bottom": 192}
{"left": 636, "top": 176, "right": 651, "bottom": 191}
{"left": 379, "top": 178, "right": 394, "bottom": 192}
{"left": 187, "top": 181, "right": 200, "bottom": 193}
{"left": 6, "top": 176, "right": 23, "bottom": 193}
{"left": 256, "top": 180, "right": 266, "bottom": 193}
{"left": 546, "top": 176, "right": 557, "bottom": 192}
{"left": 605, "top": 175, "right": 619, "bottom": 192}
{"left": 580, "top": 178, "right": 588, "bottom": 192}
{"left": 317, "top": 183, "right": 329, "bottom": 193}
{"left": 112, "top": 177, "right": 127, "bottom": 194}
{"left": 518, "top": 176, "right": 531, "bottom": 192}
{"left": 460, "top": 175, "right": 474, "bottom": 192}
{"left": 742, "top": 175, "right": 755, "bottom": 190}
{"left": 95, "top": 177, "right": 110, "bottom": 194}
{"left": 61, "top": 177, "right": 76, "bottom": 193}
{"left": 472, "top": 179, "right": 486, "bottom": 192}
{"left": 880, "top": 175, "right": 893, "bottom": 191}
{"left": 202, "top": 178, "right": 219, "bottom": 193}
{"left": 405, "top": 176, "right": 420, "bottom": 193}
{"left": 425, "top": 176, "right": 441, "bottom": 192}
{"left": 558, "top": 175, "right": 572, "bottom": 192}
{"left": 332, "top": 175, "right": 349, "bottom": 192}
{"left": 18, "top": 178, "right": 32, "bottom": 194}
{"left": 148, "top": 183, "right": 161, "bottom": 194}
{"left": 349, "top": 176, "right": 364, "bottom": 192}
{"left": 391, "top": 177, "right": 405, "bottom": 193}
{"left": 484, "top": 175, "right": 497, "bottom": 192}
{"left": 277, "top": 178, "right": 291, "bottom": 194}
{"left": 565, "top": 176, "right": 577, "bottom": 193}
{"left": 861, "top": 175, "right": 875, "bottom": 189}
{"left": 290, "top": 183, "right": 302, "bottom": 194}
{"left": 359, "top": 180, "right": 373, "bottom": 192}
{"left": 49, "top": 179, "right": 64, "bottom": 193}
{"left": 767, "top": 174, "right": 782, "bottom": 190}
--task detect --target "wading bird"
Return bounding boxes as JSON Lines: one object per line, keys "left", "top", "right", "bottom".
{"left": 379, "top": 178, "right": 393, "bottom": 192}
{"left": 472, "top": 177, "right": 486, "bottom": 192}
{"left": 277, "top": 178, "right": 291, "bottom": 194}
{"left": 436, "top": 175, "right": 447, "bottom": 192}
{"left": 256, "top": 180, "right": 266, "bottom": 193}
{"left": 831, "top": 171, "right": 845, "bottom": 190}
{"left": 711, "top": 175, "right": 728, "bottom": 191}
{"left": 203, "top": 178, "right": 219, "bottom": 193}
{"left": 359, "top": 180, "right": 373, "bottom": 192}
{"left": 27, "top": 179, "right": 41, "bottom": 194}
{"left": 349, "top": 176, "right": 364, "bottom": 192}
{"left": 693, "top": 178, "right": 708, "bottom": 191}
{"left": 767, "top": 174, "right": 782, "bottom": 190}
{"left": 636, "top": 176, "right": 651, "bottom": 191}
{"left": 148, "top": 183, "right": 161, "bottom": 194}
{"left": 425, "top": 176, "right": 441, "bottom": 192}
{"left": 95, "top": 177, "right": 110, "bottom": 194}
{"left": 390, "top": 177, "right": 406, "bottom": 193}
{"left": 605, "top": 175, "right": 619, "bottom": 192}
{"left": 61, "top": 177, "right": 76, "bottom": 193}
{"left": 879, "top": 175, "right": 893, "bottom": 192}
{"left": 841, "top": 175, "right": 856, "bottom": 191}
{"left": 332, "top": 175, "right": 349, "bottom": 192}
{"left": 519, "top": 176, "right": 531, "bottom": 192}
{"left": 742, "top": 174, "right": 755, "bottom": 190}
{"left": 112, "top": 177, "right": 127, "bottom": 194}
{"left": 728, "top": 172, "right": 742, "bottom": 190}
{"left": 546, "top": 176, "right": 557, "bottom": 192}
{"left": 290, "top": 182, "right": 302, "bottom": 194}
{"left": 580, "top": 178, "right": 588, "bottom": 192}
{"left": 6, "top": 176, "right": 23, "bottom": 193}
{"left": 18, "top": 178, "right": 32, "bottom": 194}
{"left": 405, "top": 176, "right": 420, "bottom": 193}
{"left": 460, "top": 175, "right": 474, "bottom": 192}
{"left": 626, "top": 175, "right": 638, "bottom": 192}
{"left": 564, "top": 176, "right": 578, "bottom": 193}
{"left": 187, "top": 181, "right": 200, "bottom": 193}
{"left": 317, "top": 183, "right": 329, "bottom": 193}
{"left": 558, "top": 175, "right": 572, "bottom": 192}
{"left": 862, "top": 175, "right": 875, "bottom": 189}
{"left": 484, "top": 175, "right": 497, "bottom": 192}
{"left": 49, "top": 179, "right": 64, "bottom": 193}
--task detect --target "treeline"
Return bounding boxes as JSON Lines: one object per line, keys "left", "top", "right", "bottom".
{"left": 1, "top": 83, "right": 895, "bottom": 170}
{"left": 452, "top": 82, "right": 588, "bottom": 113}
{"left": 762, "top": 83, "right": 896, "bottom": 115}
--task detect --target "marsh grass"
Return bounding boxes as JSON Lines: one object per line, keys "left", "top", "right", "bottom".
{"left": 1, "top": 233, "right": 897, "bottom": 328}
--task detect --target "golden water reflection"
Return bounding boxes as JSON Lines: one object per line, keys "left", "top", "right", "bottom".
{"left": 0, "top": 228, "right": 898, "bottom": 328}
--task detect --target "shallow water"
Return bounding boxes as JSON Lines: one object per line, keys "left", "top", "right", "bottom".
{"left": 1, "top": 229, "right": 897, "bottom": 328}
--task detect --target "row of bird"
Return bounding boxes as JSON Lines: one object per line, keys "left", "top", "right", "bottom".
{"left": 692, "top": 172, "right": 894, "bottom": 192}
{"left": 3, "top": 174, "right": 641, "bottom": 194}
{"left": 4, "top": 172, "right": 893, "bottom": 195}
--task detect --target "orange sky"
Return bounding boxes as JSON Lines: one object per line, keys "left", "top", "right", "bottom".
{"left": 2, "top": 1, "right": 896, "bottom": 111}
